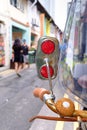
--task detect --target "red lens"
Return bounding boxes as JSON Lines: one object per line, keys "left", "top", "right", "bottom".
{"left": 40, "top": 65, "right": 54, "bottom": 78}
{"left": 41, "top": 40, "right": 55, "bottom": 54}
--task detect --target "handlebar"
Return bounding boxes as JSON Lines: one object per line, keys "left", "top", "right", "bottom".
{"left": 29, "top": 88, "right": 87, "bottom": 122}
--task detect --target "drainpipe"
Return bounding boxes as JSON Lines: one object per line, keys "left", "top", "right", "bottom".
{"left": 30, "top": 0, "right": 38, "bottom": 8}
{"left": 28, "top": 0, "right": 38, "bottom": 25}
{"left": 28, "top": 0, "right": 38, "bottom": 46}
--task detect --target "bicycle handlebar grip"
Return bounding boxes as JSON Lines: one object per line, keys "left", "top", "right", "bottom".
{"left": 33, "top": 88, "right": 50, "bottom": 101}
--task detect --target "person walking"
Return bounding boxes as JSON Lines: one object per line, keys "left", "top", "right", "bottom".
{"left": 12, "top": 38, "right": 24, "bottom": 77}
{"left": 22, "top": 39, "right": 29, "bottom": 68}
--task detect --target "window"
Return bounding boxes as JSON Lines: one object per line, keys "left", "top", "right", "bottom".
{"left": 10, "top": 0, "right": 17, "bottom": 7}
{"left": 10, "top": 0, "right": 24, "bottom": 12}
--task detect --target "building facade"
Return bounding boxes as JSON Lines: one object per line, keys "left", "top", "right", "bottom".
{"left": 0, "top": 0, "right": 30, "bottom": 71}
{"left": 0, "top": 0, "right": 62, "bottom": 71}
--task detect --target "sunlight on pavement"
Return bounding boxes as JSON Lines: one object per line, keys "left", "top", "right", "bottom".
{"left": 0, "top": 69, "right": 15, "bottom": 76}
{"left": 55, "top": 121, "right": 64, "bottom": 130}
{"left": 74, "top": 97, "right": 79, "bottom": 130}
{"left": 55, "top": 94, "right": 79, "bottom": 130}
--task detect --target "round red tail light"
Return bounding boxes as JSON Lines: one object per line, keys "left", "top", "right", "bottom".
{"left": 41, "top": 40, "right": 55, "bottom": 54}
{"left": 40, "top": 65, "right": 54, "bottom": 78}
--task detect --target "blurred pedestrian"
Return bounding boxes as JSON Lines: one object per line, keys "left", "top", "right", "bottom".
{"left": 22, "top": 39, "right": 30, "bottom": 68}
{"left": 12, "top": 38, "right": 23, "bottom": 77}
{"left": 59, "top": 39, "right": 68, "bottom": 60}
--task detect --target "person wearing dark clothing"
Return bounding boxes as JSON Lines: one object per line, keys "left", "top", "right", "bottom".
{"left": 22, "top": 39, "right": 29, "bottom": 68}
{"left": 12, "top": 38, "right": 23, "bottom": 77}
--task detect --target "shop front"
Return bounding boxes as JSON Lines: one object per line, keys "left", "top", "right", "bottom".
{"left": 0, "top": 21, "right": 6, "bottom": 69}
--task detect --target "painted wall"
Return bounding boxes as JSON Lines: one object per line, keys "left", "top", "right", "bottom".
{"left": 46, "top": 18, "right": 50, "bottom": 36}
{"left": 40, "top": 13, "right": 45, "bottom": 36}
{"left": 9, "top": 1, "right": 29, "bottom": 26}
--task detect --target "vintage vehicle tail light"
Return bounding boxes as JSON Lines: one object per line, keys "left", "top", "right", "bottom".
{"left": 40, "top": 65, "right": 54, "bottom": 78}
{"left": 36, "top": 36, "right": 59, "bottom": 79}
{"left": 41, "top": 40, "right": 55, "bottom": 54}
